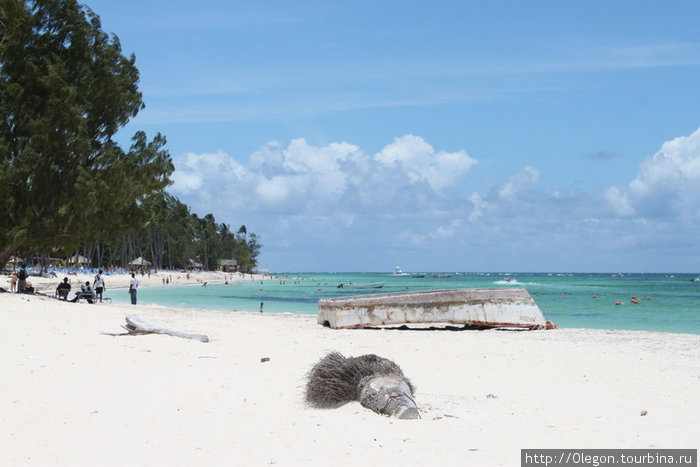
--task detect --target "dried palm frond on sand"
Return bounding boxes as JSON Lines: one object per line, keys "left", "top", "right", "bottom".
{"left": 305, "top": 352, "right": 419, "bottom": 419}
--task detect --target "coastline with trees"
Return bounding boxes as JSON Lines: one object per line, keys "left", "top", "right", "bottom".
{"left": 0, "top": 0, "right": 260, "bottom": 274}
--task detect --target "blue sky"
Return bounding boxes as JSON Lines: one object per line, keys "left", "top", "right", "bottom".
{"left": 88, "top": 0, "right": 700, "bottom": 272}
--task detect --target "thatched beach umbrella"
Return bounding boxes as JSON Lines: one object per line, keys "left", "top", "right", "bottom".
{"left": 129, "top": 257, "right": 152, "bottom": 266}
{"left": 188, "top": 258, "right": 204, "bottom": 269}
{"left": 68, "top": 255, "right": 89, "bottom": 264}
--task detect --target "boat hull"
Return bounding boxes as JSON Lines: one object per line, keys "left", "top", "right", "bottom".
{"left": 318, "top": 287, "right": 553, "bottom": 330}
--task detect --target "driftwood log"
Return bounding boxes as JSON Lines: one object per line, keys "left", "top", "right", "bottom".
{"left": 103, "top": 314, "right": 209, "bottom": 342}
{"left": 305, "top": 352, "right": 419, "bottom": 419}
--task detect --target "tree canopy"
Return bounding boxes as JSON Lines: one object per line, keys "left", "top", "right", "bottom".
{"left": 107, "top": 193, "right": 262, "bottom": 272}
{"left": 1, "top": 0, "right": 176, "bottom": 264}
{"left": 0, "top": 0, "right": 262, "bottom": 271}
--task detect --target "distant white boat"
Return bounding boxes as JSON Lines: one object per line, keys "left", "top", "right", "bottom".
{"left": 393, "top": 267, "right": 409, "bottom": 276}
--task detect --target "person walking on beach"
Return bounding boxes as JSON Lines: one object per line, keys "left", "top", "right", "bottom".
{"left": 129, "top": 273, "right": 139, "bottom": 305}
{"left": 93, "top": 269, "right": 105, "bottom": 303}
{"left": 17, "top": 266, "right": 27, "bottom": 293}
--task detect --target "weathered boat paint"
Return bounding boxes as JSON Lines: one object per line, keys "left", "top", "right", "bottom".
{"left": 317, "top": 287, "right": 554, "bottom": 330}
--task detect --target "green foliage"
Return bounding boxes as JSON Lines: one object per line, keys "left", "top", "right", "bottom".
{"left": 99, "top": 192, "right": 261, "bottom": 272}
{"left": 0, "top": 0, "right": 261, "bottom": 270}
{"left": 0, "top": 0, "right": 173, "bottom": 260}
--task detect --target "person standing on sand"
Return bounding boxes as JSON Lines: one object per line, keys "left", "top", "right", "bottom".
{"left": 17, "top": 266, "right": 28, "bottom": 293}
{"left": 129, "top": 273, "right": 139, "bottom": 305}
{"left": 93, "top": 269, "right": 105, "bottom": 303}
{"left": 10, "top": 272, "right": 18, "bottom": 292}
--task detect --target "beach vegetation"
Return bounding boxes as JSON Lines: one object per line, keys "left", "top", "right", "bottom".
{"left": 86, "top": 192, "right": 261, "bottom": 272}
{"left": 21, "top": 191, "right": 262, "bottom": 273}
{"left": 0, "top": 0, "right": 262, "bottom": 272}
{"left": 0, "top": 0, "right": 173, "bottom": 263}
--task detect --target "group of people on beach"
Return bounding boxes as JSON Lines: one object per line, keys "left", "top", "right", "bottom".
{"left": 56, "top": 269, "right": 107, "bottom": 304}
{"left": 5, "top": 262, "right": 142, "bottom": 306}
{"left": 9, "top": 266, "right": 34, "bottom": 293}
{"left": 54, "top": 269, "right": 140, "bottom": 304}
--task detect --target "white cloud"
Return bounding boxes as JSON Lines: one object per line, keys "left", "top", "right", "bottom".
{"left": 247, "top": 138, "right": 365, "bottom": 206}
{"left": 171, "top": 135, "right": 478, "bottom": 220}
{"left": 606, "top": 127, "right": 700, "bottom": 217}
{"left": 604, "top": 186, "right": 635, "bottom": 217}
{"left": 254, "top": 175, "right": 305, "bottom": 206}
{"left": 168, "top": 128, "right": 700, "bottom": 272}
{"left": 170, "top": 150, "right": 247, "bottom": 204}
{"left": 432, "top": 219, "right": 463, "bottom": 239}
{"left": 498, "top": 166, "right": 540, "bottom": 200}
{"left": 283, "top": 138, "right": 362, "bottom": 200}
{"left": 468, "top": 192, "right": 487, "bottom": 221}
{"left": 248, "top": 141, "right": 286, "bottom": 174}
{"left": 374, "top": 135, "right": 477, "bottom": 191}
{"left": 283, "top": 138, "right": 358, "bottom": 174}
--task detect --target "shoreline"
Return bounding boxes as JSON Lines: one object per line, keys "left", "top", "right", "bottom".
{"left": 2, "top": 287, "right": 699, "bottom": 337}
{"left": 1, "top": 291, "right": 698, "bottom": 465}
{"left": 9, "top": 271, "right": 698, "bottom": 334}
{"left": 4, "top": 270, "right": 271, "bottom": 295}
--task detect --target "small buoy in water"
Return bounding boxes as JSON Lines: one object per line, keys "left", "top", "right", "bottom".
{"left": 318, "top": 288, "right": 322, "bottom": 291}
{"left": 615, "top": 301, "right": 623, "bottom": 305}
{"left": 631, "top": 299, "right": 639, "bottom": 304}
{"left": 631, "top": 295, "right": 637, "bottom": 299}
{"left": 645, "top": 297, "right": 651, "bottom": 300}
{"left": 560, "top": 293, "right": 565, "bottom": 296}
{"left": 259, "top": 288, "right": 263, "bottom": 291}
{"left": 592, "top": 295, "right": 598, "bottom": 298}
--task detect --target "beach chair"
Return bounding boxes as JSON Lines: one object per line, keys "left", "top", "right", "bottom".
{"left": 56, "top": 288, "right": 70, "bottom": 300}
{"left": 70, "top": 291, "right": 94, "bottom": 304}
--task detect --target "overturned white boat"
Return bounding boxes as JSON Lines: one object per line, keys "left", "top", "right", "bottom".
{"left": 318, "top": 287, "right": 556, "bottom": 330}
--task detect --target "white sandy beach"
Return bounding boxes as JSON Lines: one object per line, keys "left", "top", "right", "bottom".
{"left": 1, "top": 276, "right": 698, "bottom": 466}
{"left": 13, "top": 269, "right": 263, "bottom": 295}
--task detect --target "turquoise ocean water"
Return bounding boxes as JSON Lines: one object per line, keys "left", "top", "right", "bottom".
{"left": 111, "top": 272, "right": 700, "bottom": 334}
